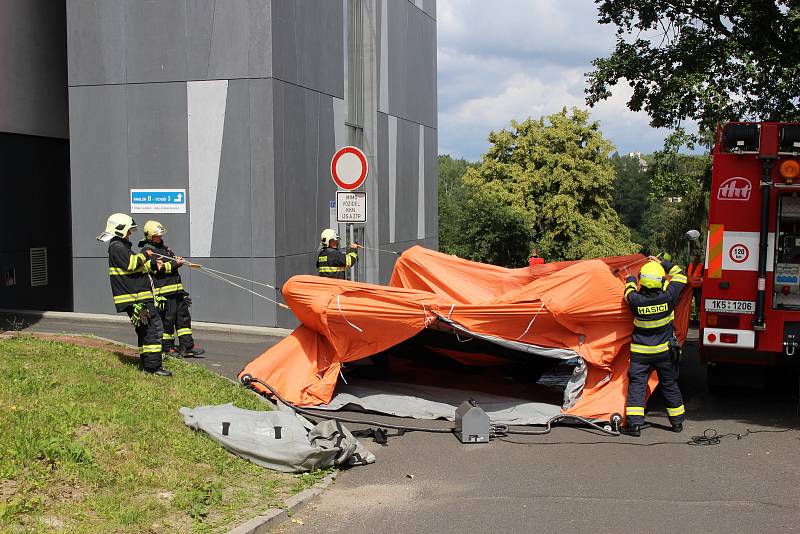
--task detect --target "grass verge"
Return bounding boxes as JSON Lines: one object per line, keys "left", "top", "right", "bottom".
{"left": 0, "top": 334, "right": 326, "bottom": 533}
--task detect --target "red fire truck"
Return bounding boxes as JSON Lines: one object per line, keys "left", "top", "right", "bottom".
{"left": 700, "top": 122, "right": 800, "bottom": 383}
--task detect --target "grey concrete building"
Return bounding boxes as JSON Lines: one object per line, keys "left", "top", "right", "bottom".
{"left": 1, "top": 0, "right": 437, "bottom": 328}
{"left": 0, "top": 1, "right": 71, "bottom": 311}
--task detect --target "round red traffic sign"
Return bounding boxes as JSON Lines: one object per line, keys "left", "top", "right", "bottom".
{"left": 331, "top": 146, "right": 368, "bottom": 190}
{"left": 729, "top": 243, "right": 749, "bottom": 263}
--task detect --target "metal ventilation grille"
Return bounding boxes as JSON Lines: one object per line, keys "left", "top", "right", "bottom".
{"left": 30, "top": 247, "right": 48, "bottom": 287}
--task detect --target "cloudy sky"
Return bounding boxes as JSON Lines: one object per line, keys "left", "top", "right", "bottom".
{"left": 437, "top": 0, "right": 673, "bottom": 161}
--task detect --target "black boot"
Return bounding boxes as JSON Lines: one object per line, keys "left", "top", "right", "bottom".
{"left": 672, "top": 423, "right": 683, "bottom": 433}
{"left": 619, "top": 424, "right": 641, "bottom": 437}
{"left": 145, "top": 367, "right": 172, "bottom": 377}
{"left": 180, "top": 346, "right": 205, "bottom": 357}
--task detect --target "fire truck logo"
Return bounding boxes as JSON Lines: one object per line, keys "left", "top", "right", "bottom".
{"left": 717, "top": 177, "right": 752, "bottom": 201}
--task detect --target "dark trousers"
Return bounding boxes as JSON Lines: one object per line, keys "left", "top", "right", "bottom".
{"left": 127, "top": 301, "right": 164, "bottom": 372}
{"left": 626, "top": 353, "right": 685, "bottom": 426}
{"left": 159, "top": 292, "right": 195, "bottom": 350}
{"left": 160, "top": 295, "right": 178, "bottom": 351}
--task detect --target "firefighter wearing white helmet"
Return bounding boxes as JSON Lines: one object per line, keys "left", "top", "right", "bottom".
{"left": 316, "top": 228, "right": 358, "bottom": 279}
{"left": 139, "top": 221, "right": 205, "bottom": 358}
{"left": 620, "top": 254, "right": 688, "bottom": 436}
{"left": 99, "top": 213, "right": 171, "bottom": 377}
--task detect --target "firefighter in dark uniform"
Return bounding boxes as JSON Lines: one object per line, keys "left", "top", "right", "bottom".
{"left": 621, "top": 254, "right": 688, "bottom": 436}
{"left": 98, "top": 213, "right": 171, "bottom": 376}
{"left": 139, "top": 221, "right": 205, "bottom": 357}
{"left": 317, "top": 228, "right": 358, "bottom": 279}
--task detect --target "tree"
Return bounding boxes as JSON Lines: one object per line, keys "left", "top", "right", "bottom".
{"left": 438, "top": 155, "right": 474, "bottom": 256}
{"left": 641, "top": 131, "right": 711, "bottom": 263}
{"left": 587, "top": 1, "right": 800, "bottom": 131}
{"left": 609, "top": 152, "right": 652, "bottom": 241}
{"left": 445, "top": 108, "right": 639, "bottom": 266}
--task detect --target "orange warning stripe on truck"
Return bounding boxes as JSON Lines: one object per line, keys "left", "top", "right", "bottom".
{"left": 708, "top": 224, "right": 723, "bottom": 278}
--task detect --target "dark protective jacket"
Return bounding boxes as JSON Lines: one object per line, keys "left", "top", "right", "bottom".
{"left": 108, "top": 236, "right": 160, "bottom": 312}
{"left": 139, "top": 239, "right": 184, "bottom": 296}
{"left": 317, "top": 246, "right": 358, "bottom": 279}
{"left": 624, "top": 260, "right": 687, "bottom": 358}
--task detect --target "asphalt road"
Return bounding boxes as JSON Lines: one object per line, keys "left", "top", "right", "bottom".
{"left": 4, "top": 313, "right": 800, "bottom": 533}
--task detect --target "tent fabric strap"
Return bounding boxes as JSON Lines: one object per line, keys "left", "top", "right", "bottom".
{"left": 516, "top": 302, "right": 546, "bottom": 340}
{"left": 433, "top": 314, "right": 578, "bottom": 361}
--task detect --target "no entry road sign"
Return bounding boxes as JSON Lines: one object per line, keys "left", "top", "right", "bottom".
{"left": 331, "top": 146, "right": 368, "bottom": 190}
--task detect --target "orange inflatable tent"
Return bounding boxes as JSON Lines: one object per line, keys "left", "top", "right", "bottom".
{"left": 240, "top": 246, "right": 691, "bottom": 423}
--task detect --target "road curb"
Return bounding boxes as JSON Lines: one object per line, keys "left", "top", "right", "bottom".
{"left": 227, "top": 472, "right": 337, "bottom": 534}
{"left": 0, "top": 308, "right": 293, "bottom": 337}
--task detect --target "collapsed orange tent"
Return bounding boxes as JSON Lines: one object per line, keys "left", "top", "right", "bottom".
{"left": 240, "top": 246, "right": 691, "bottom": 423}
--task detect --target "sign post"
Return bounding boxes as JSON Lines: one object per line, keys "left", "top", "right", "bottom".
{"left": 331, "top": 146, "right": 368, "bottom": 281}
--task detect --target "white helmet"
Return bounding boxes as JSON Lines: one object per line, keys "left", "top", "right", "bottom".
{"left": 97, "top": 213, "right": 137, "bottom": 242}
{"left": 320, "top": 228, "right": 339, "bottom": 247}
{"left": 143, "top": 220, "right": 166, "bottom": 239}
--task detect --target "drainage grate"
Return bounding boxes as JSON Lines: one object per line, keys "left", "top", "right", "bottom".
{"left": 30, "top": 247, "right": 48, "bottom": 287}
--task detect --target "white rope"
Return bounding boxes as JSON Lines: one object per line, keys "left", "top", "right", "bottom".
{"left": 516, "top": 302, "right": 546, "bottom": 340}
{"left": 199, "top": 266, "right": 279, "bottom": 290}
{"left": 336, "top": 294, "right": 362, "bottom": 332}
{"left": 147, "top": 251, "right": 279, "bottom": 290}
{"left": 421, "top": 304, "right": 434, "bottom": 327}
{"left": 448, "top": 304, "right": 455, "bottom": 319}
{"left": 193, "top": 268, "right": 289, "bottom": 309}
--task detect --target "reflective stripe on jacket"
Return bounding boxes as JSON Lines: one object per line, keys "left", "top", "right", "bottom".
{"left": 624, "top": 260, "right": 687, "bottom": 358}
{"left": 317, "top": 246, "right": 358, "bottom": 279}
{"left": 139, "top": 240, "right": 184, "bottom": 296}
{"left": 108, "top": 237, "right": 158, "bottom": 312}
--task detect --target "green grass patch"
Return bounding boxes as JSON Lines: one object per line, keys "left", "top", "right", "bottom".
{"left": 0, "top": 335, "right": 301, "bottom": 533}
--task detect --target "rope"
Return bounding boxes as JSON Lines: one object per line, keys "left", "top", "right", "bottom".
{"left": 146, "top": 251, "right": 280, "bottom": 290}
{"left": 144, "top": 251, "right": 288, "bottom": 308}
{"left": 192, "top": 268, "right": 289, "bottom": 309}
{"left": 516, "top": 302, "right": 545, "bottom": 340}
{"left": 336, "top": 294, "right": 362, "bottom": 332}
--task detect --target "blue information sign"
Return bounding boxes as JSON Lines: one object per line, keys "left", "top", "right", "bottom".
{"left": 130, "top": 189, "right": 187, "bottom": 213}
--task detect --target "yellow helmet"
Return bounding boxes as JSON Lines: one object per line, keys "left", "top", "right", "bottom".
{"left": 320, "top": 228, "right": 339, "bottom": 246}
{"left": 143, "top": 220, "right": 166, "bottom": 239}
{"left": 639, "top": 261, "right": 666, "bottom": 289}
{"left": 102, "top": 213, "right": 137, "bottom": 239}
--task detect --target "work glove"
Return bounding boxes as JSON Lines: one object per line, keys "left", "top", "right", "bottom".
{"left": 668, "top": 334, "right": 682, "bottom": 363}
{"left": 129, "top": 303, "right": 150, "bottom": 327}
{"left": 155, "top": 295, "right": 167, "bottom": 311}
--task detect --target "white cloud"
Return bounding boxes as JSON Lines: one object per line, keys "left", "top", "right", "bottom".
{"left": 437, "top": 0, "right": 682, "bottom": 160}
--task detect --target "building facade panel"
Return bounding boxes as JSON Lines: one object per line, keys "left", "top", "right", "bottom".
{"left": 188, "top": 257, "right": 253, "bottom": 325}
{"left": 393, "top": 117, "right": 421, "bottom": 243}
{"left": 72, "top": 257, "right": 113, "bottom": 313}
{"left": 0, "top": 1, "right": 69, "bottom": 139}
{"left": 124, "top": 0, "right": 187, "bottom": 83}
{"left": 66, "top": 0, "right": 126, "bottom": 87}
{"left": 68, "top": 84, "right": 130, "bottom": 258}
{"left": 252, "top": 257, "right": 278, "bottom": 326}
{"left": 271, "top": 0, "right": 344, "bottom": 97}
{"left": 210, "top": 79, "right": 254, "bottom": 258}
{"left": 250, "top": 79, "right": 277, "bottom": 258}
{"left": 385, "top": 0, "right": 436, "bottom": 128}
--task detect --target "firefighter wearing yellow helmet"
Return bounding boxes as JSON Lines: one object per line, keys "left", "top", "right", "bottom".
{"left": 620, "top": 253, "right": 688, "bottom": 436}
{"left": 99, "top": 213, "right": 171, "bottom": 376}
{"left": 139, "top": 221, "right": 204, "bottom": 358}
{"left": 316, "top": 228, "right": 358, "bottom": 279}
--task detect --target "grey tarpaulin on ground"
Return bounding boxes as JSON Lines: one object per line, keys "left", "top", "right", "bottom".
{"left": 179, "top": 403, "right": 375, "bottom": 473}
